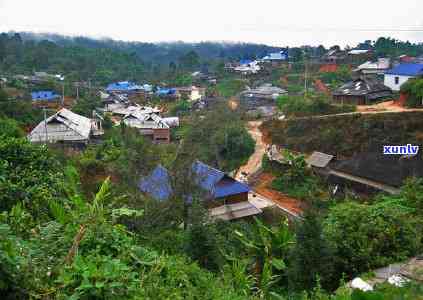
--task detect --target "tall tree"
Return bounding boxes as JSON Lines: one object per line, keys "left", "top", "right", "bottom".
{"left": 288, "top": 209, "right": 335, "bottom": 291}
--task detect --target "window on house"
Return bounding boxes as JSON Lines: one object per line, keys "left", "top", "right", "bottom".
{"left": 395, "top": 76, "right": 399, "bottom": 85}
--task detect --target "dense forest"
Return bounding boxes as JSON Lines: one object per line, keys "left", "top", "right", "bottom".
{"left": 2, "top": 32, "right": 423, "bottom": 85}
{"left": 0, "top": 32, "right": 282, "bottom": 83}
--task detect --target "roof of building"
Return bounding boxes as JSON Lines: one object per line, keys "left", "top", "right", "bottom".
{"left": 333, "top": 77, "right": 392, "bottom": 100}
{"left": 209, "top": 201, "right": 262, "bottom": 221}
{"left": 111, "top": 105, "right": 160, "bottom": 116}
{"left": 106, "top": 81, "right": 144, "bottom": 92}
{"left": 138, "top": 165, "right": 173, "bottom": 201}
{"left": 31, "top": 91, "right": 60, "bottom": 101}
{"left": 306, "top": 152, "right": 334, "bottom": 168}
{"left": 239, "top": 59, "right": 254, "bottom": 65}
{"left": 385, "top": 63, "right": 423, "bottom": 76}
{"left": 331, "top": 152, "right": 423, "bottom": 188}
{"left": 241, "top": 84, "right": 287, "bottom": 98}
{"left": 358, "top": 58, "right": 390, "bottom": 70}
{"left": 156, "top": 88, "right": 177, "bottom": 95}
{"left": 139, "top": 161, "right": 250, "bottom": 202}
{"left": 123, "top": 112, "right": 170, "bottom": 129}
{"left": 28, "top": 108, "right": 92, "bottom": 142}
{"left": 262, "top": 51, "right": 288, "bottom": 61}
{"left": 348, "top": 49, "right": 372, "bottom": 55}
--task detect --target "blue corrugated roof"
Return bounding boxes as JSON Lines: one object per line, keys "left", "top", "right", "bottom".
{"left": 106, "top": 81, "right": 144, "bottom": 92}
{"left": 156, "top": 88, "right": 177, "bottom": 95}
{"left": 240, "top": 59, "right": 253, "bottom": 65}
{"left": 214, "top": 178, "right": 250, "bottom": 198}
{"left": 31, "top": 91, "right": 60, "bottom": 101}
{"left": 192, "top": 161, "right": 224, "bottom": 192}
{"left": 385, "top": 63, "right": 423, "bottom": 76}
{"left": 138, "top": 161, "right": 250, "bottom": 202}
{"left": 138, "top": 165, "right": 172, "bottom": 201}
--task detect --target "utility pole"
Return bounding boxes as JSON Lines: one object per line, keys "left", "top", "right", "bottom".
{"left": 304, "top": 51, "right": 308, "bottom": 96}
{"left": 76, "top": 85, "right": 79, "bottom": 101}
{"left": 62, "top": 81, "right": 65, "bottom": 107}
{"left": 43, "top": 107, "right": 48, "bottom": 144}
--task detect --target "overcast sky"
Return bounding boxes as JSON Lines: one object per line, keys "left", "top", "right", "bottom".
{"left": 1, "top": 0, "right": 422, "bottom": 47}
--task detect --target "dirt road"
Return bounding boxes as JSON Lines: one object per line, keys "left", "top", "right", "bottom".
{"left": 235, "top": 121, "right": 265, "bottom": 180}
{"left": 252, "top": 173, "right": 304, "bottom": 216}
{"left": 236, "top": 121, "right": 304, "bottom": 217}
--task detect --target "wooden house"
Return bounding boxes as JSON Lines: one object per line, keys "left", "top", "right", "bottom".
{"left": 332, "top": 77, "right": 392, "bottom": 105}
{"left": 28, "top": 108, "right": 103, "bottom": 145}
{"left": 139, "top": 161, "right": 252, "bottom": 208}
{"left": 121, "top": 111, "right": 171, "bottom": 143}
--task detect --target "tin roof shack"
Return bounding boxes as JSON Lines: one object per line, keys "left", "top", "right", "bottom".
{"left": 121, "top": 111, "right": 172, "bottom": 143}
{"left": 106, "top": 81, "right": 143, "bottom": 93}
{"left": 306, "top": 151, "right": 334, "bottom": 177}
{"left": 261, "top": 50, "right": 289, "bottom": 67}
{"left": 155, "top": 87, "right": 179, "bottom": 100}
{"left": 28, "top": 108, "right": 103, "bottom": 146}
{"left": 231, "top": 60, "right": 261, "bottom": 75}
{"left": 29, "top": 72, "right": 64, "bottom": 84}
{"left": 175, "top": 86, "right": 205, "bottom": 102}
{"left": 101, "top": 92, "right": 129, "bottom": 112}
{"left": 240, "top": 84, "right": 287, "bottom": 109}
{"left": 328, "top": 152, "right": 423, "bottom": 195}
{"left": 0, "top": 77, "right": 7, "bottom": 87}
{"left": 191, "top": 71, "right": 217, "bottom": 85}
{"left": 139, "top": 161, "right": 252, "bottom": 210}
{"left": 347, "top": 49, "right": 374, "bottom": 64}
{"left": 356, "top": 58, "right": 391, "bottom": 75}
{"left": 332, "top": 77, "right": 392, "bottom": 105}
{"left": 31, "top": 90, "right": 61, "bottom": 107}
{"left": 322, "top": 49, "right": 347, "bottom": 64}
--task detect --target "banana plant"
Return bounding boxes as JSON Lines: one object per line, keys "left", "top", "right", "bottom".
{"left": 235, "top": 217, "right": 294, "bottom": 296}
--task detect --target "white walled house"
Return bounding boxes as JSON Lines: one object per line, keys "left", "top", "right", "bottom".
{"left": 28, "top": 108, "right": 103, "bottom": 144}
{"left": 384, "top": 63, "right": 423, "bottom": 91}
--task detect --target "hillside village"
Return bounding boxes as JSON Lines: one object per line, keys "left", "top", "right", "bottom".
{"left": 1, "top": 31, "right": 423, "bottom": 299}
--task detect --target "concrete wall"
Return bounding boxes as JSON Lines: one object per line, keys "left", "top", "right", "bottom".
{"left": 384, "top": 74, "right": 414, "bottom": 91}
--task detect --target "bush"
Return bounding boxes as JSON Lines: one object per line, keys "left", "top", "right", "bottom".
{"left": 324, "top": 201, "right": 421, "bottom": 279}
{"left": 277, "top": 94, "right": 355, "bottom": 117}
{"left": 0, "top": 117, "right": 24, "bottom": 138}
{"left": 0, "top": 137, "right": 63, "bottom": 217}
{"left": 400, "top": 78, "right": 423, "bottom": 108}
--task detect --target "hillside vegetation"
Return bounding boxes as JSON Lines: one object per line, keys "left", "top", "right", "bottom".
{"left": 262, "top": 111, "right": 423, "bottom": 157}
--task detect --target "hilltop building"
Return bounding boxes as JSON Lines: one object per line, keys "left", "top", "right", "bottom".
{"left": 384, "top": 63, "right": 423, "bottom": 91}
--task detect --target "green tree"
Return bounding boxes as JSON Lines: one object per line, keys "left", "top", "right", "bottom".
{"left": 324, "top": 201, "right": 421, "bottom": 279}
{"left": 400, "top": 78, "right": 423, "bottom": 108}
{"left": 0, "top": 137, "right": 63, "bottom": 217}
{"left": 289, "top": 209, "right": 336, "bottom": 291}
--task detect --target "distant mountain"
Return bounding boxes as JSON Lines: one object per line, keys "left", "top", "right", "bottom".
{"left": 17, "top": 32, "right": 284, "bottom": 64}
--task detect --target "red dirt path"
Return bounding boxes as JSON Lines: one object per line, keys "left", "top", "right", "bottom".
{"left": 253, "top": 173, "right": 304, "bottom": 215}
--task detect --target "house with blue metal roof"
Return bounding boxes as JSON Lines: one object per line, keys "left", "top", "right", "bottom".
{"left": 261, "top": 50, "right": 288, "bottom": 62}
{"left": 384, "top": 63, "right": 423, "bottom": 91}
{"left": 139, "top": 161, "right": 250, "bottom": 206}
{"left": 106, "top": 81, "right": 144, "bottom": 93}
{"left": 31, "top": 91, "right": 61, "bottom": 101}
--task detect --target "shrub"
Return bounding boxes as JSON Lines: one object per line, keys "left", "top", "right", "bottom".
{"left": 324, "top": 201, "right": 421, "bottom": 279}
